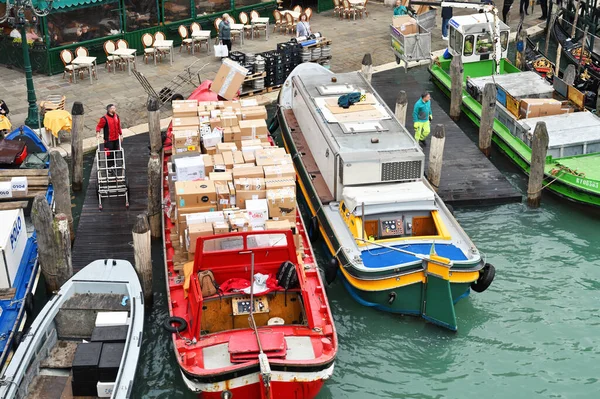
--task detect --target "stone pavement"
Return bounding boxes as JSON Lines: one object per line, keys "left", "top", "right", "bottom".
{"left": 1, "top": 2, "right": 547, "bottom": 141}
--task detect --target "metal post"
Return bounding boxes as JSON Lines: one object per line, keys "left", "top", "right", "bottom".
{"left": 361, "top": 53, "right": 373, "bottom": 83}
{"left": 571, "top": 1, "right": 581, "bottom": 39}
{"left": 527, "top": 122, "right": 549, "bottom": 208}
{"left": 71, "top": 102, "right": 85, "bottom": 192}
{"left": 555, "top": 44, "right": 562, "bottom": 77}
{"left": 395, "top": 90, "right": 408, "bottom": 126}
{"left": 19, "top": 20, "right": 39, "bottom": 128}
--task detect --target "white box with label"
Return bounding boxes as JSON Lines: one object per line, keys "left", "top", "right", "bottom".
{"left": 0, "top": 209, "right": 27, "bottom": 288}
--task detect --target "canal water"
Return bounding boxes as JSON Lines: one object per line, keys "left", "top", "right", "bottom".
{"left": 119, "top": 61, "right": 600, "bottom": 397}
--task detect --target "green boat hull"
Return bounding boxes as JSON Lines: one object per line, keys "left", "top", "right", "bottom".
{"left": 429, "top": 58, "right": 600, "bottom": 208}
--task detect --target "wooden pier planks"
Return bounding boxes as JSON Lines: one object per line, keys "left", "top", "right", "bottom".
{"left": 71, "top": 134, "right": 150, "bottom": 272}
{"left": 371, "top": 67, "right": 522, "bottom": 206}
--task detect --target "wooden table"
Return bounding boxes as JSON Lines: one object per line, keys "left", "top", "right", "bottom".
{"left": 71, "top": 56, "right": 97, "bottom": 84}
{"left": 110, "top": 48, "right": 137, "bottom": 75}
{"left": 230, "top": 23, "right": 245, "bottom": 47}
{"left": 153, "top": 40, "right": 174, "bottom": 65}
{"left": 191, "top": 30, "right": 211, "bottom": 54}
{"left": 348, "top": 0, "right": 365, "bottom": 20}
{"left": 251, "top": 17, "right": 270, "bottom": 40}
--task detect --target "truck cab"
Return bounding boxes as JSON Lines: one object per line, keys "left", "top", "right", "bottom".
{"left": 447, "top": 12, "right": 510, "bottom": 64}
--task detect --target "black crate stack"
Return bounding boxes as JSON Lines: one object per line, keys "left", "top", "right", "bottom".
{"left": 71, "top": 326, "right": 128, "bottom": 396}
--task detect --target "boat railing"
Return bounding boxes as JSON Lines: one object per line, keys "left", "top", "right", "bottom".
{"left": 15, "top": 328, "right": 57, "bottom": 399}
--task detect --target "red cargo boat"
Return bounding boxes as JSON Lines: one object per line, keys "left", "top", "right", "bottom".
{"left": 161, "top": 83, "right": 337, "bottom": 399}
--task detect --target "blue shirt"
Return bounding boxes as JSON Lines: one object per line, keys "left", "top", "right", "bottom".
{"left": 393, "top": 6, "right": 408, "bottom": 16}
{"left": 296, "top": 21, "right": 311, "bottom": 37}
{"left": 413, "top": 98, "right": 432, "bottom": 123}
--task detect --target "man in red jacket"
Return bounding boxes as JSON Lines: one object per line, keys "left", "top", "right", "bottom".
{"left": 96, "top": 104, "right": 122, "bottom": 168}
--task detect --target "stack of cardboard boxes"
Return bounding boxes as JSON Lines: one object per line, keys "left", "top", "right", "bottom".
{"left": 168, "top": 99, "right": 300, "bottom": 259}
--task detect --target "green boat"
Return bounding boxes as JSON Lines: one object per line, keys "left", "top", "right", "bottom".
{"left": 429, "top": 13, "right": 600, "bottom": 207}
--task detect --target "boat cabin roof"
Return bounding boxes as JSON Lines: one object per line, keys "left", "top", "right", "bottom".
{"left": 468, "top": 71, "right": 554, "bottom": 100}
{"left": 449, "top": 13, "right": 510, "bottom": 35}
{"left": 342, "top": 181, "right": 435, "bottom": 214}
{"left": 520, "top": 111, "right": 600, "bottom": 149}
{"left": 291, "top": 72, "right": 422, "bottom": 158}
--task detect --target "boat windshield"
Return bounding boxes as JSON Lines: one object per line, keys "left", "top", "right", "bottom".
{"left": 247, "top": 233, "right": 288, "bottom": 249}
{"left": 202, "top": 233, "right": 288, "bottom": 252}
{"left": 476, "top": 33, "right": 493, "bottom": 55}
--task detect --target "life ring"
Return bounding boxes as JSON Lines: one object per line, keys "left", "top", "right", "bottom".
{"left": 471, "top": 263, "right": 495, "bottom": 293}
{"left": 163, "top": 316, "right": 188, "bottom": 333}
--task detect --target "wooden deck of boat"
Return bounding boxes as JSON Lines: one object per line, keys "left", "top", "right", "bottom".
{"left": 371, "top": 67, "right": 522, "bottom": 206}
{"left": 72, "top": 134, "right": 149, "bottom": 272}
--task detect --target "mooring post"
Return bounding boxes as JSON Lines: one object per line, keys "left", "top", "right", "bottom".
{"left": 427, "top": 124, "right": 446, "bottom": 189}
{"left": 361, "top": 53, "right": 373, "bottom": 83}
{"left": 563, "top": 64, "right": 576, "bottom": 86}
{"left": 147, "top": 153, "right": 162, "bottom": 238}
{"left": 527, "top": 122, "right": 550, "bottom": 208}
{"left": 49, "top": 150, "right": 73, "bottom": 241}
{"left": 148, "top": 97, "right": 162, "bottom": 155}
{"left": 71, "top": 102, "right": 84, "bottom": 192}
{"left": 479, "top": 83, "right": 497, "bottom": 157}
{"left": 132, "top": 214, "right": 153, "bottom": 305}
{"left": 555, "top": 44, "right": 562, "bottom": 77}
{"left": 394, "top": 90, "right": 408, "bottom": 125}
{"left": 571, "top": 1, "right": 581, "bottom": 38}
{"left": 449, "top": 56, "right": 463, "bottom": 121}
{"left": 32, "top": 195, "right": 72, "bottom": 292}
{"left": 517, "top": 29, "right": 528, "bottom": 70}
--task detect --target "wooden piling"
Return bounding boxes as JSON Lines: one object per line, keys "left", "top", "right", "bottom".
{"left": 555, "top": 44, "right": 562, "bottom": 77}
{"left": 427, "top": 124, "right": 445, "bottom": 188}
{"left": 394, "top": 90, "right": 408, "bottom": 126}
{"left": 70, "top": 102, "right": 84, "bottom": 192}
{"left": 479, "top": 83, "right": 497, "bottom": 157}
{"left": 361, "top": 53, "right": 373, "bottom": 83}
{"left": 517, "top": 29, "right": 528, "bottom": 70}
{"left": 563, "top": 64, "right": 576, "bottom": 86}
{"left": 32, "top": 196, "right": 73, "bottom": 292}
{"left": 449, "top": 56, "right": 463, "bottom": 121}
{"left": 148, "top": 97, "right": 162, "bottom": 155}
{"left": 49, "top": 150, "right": 73, "bottom": 240}
{"left": 544, "top": 15, "right": 552, "bottom": 58}
{"left": 132, "top": 214, "right": 153, "bottom": 305}
{"left": 147, "top": 153, "right": 162, "bottom": 238}
{"left": 571, "top": 1, "right": 581, "bottom": 38}
{"left": 527, "top": 122, "right": 550, "bottom": 208}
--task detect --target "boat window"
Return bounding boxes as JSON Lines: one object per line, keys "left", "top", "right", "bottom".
{"left": 500, "top": 31, "right": 509, "bottom": 51}
{"left": 563, "top": 145, "right": 583, "bottom": 157}
{"left": 203, "top": 236, "right": 244, "bottom": 252}
{"left": 464, "top": 35, "right": 474, "bottom": 56}
{"left": 453, "top": 30, "right": 463, "bottom": 56}
{"left": 476, "top": 33, "right": 493, "bottom": 55}
{"left": 587, "top": 142, "right": 600, "bottom": 154}
{"left": 247, "top": 234, "right": 288, "bottom": 249}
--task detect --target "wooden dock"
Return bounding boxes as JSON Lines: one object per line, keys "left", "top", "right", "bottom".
{"left": 371, "top": 67, "right": 522, "bottom": 206}
{"left": 71, "top": 134, "right": 150, "bottom": 272}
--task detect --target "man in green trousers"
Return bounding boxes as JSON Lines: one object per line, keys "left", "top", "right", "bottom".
{"left": 412, "top": 92, "right": 432, "bottom": 147}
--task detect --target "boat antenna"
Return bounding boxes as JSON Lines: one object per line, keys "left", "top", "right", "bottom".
{"left": 361, "top": 202, "right": 365, "bottom": 241}
{"left": 244, "top": 250, "right": 272, "bottom": 398}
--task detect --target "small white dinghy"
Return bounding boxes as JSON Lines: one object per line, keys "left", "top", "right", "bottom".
{"left": 0, "top": 259, "right": 144, "bottom": 399}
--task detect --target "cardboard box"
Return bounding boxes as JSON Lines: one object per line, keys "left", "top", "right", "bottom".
{"left": 221, "top": 151, "right": 234, "bottom": 168}
{"left": 228, "top": 211, "right": 251, "bottom": 232}
{"left": 176, "top": 204, "right": 217, "bottom": 223}
{"left": 175, "top": 180, "right": 217, "bottom": 208}
{"left": 174, "top": 156, "right": 205, "bottom": 182}
{"left": 240, "top": 98, "right": 258, "bottom": 107}
{"left": 519, "top": 98, "right": 563, "bottom": 119}
{"left": 233, "top": 163, "right": 257, "bottom": 168}
{"left": 256, "top": 154, "right": 293, "bottom": 167}
{"left": 266, "top": 178, "right": 296, "bottom": 192}
{"left": 186, "top": 222, "right": 213, "bottom": 253}
{"left": 210, "top": 58, "right": 249, "bottom": 100}
{"left": 172, "top": 116, "right": 200, "bottom": 128}
{"left": 223, "top": 126, "right": 242, "bottom": 142}
{"left": 235, "top": 179, "right": 266, "bottom": 208}
{"left": 213, "top": 221, "right": 230, "bottom": 234}
{"left": 233, "top": 166, "right": 264, "bottom": 179}
{"left": 215, "top": 182, "right": 234, "bottom": 210}
{"left": 242, "top": 150, "right": 256, "bottom": 163}
{"left": 209, "top": 171, "right": 233, "bottom": 182}
{"left": 235, "top": 177, "right": 265, "bottom": 191}
{"left": 392, "top": 16, "right": 418, "bottom": 35}
{"left": 217, "top": 142, "right": 238, "bottom": 153}
{"left": 239, "top": 119, "right": 269, "bottom": 141}
{"left": 233, "top": 151, "right": 245, "bottom": 164}
{"left": 246, "top": 199, "right": 269, "bottom": 229}
{"left": 241, "top": 139, "right": 262, "bottom": 147}
{"left": 267, "top": 188, "right": 296, "bottom": 219}
{"left": 205, "top": 146, "right": 217, "bottom": 155}
{"left": 238, "top": 105, "right": 268, "bottom": 121}
{"left": 202, "top": 128, "right": 223, "bottom": 149}
{"left": 221, "top": 112, "right": 238, "bottom": 127}
{"left": 212, "top": 153, "right": 225, "bottom": 173}
{"left": 265, "top": 219, "right": 293, "bottom": 232}
{"left": 173, "top": 129, "right": 200, "bottom": 150}
{"left": 172, "top": 100, "right": 198, "bottom": 117}
{"left": 10, "top": 177, "right": 28, "bottom": 198}
{"left": 263, "top": 164, "right": 296, "bottom": 180}
{"left": 202, "top": 154, "right": 214, "bottom": 173}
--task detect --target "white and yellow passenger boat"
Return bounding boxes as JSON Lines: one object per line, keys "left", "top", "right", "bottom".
{"left": 275, "top": 64, "right": 495, "bottom": 331}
